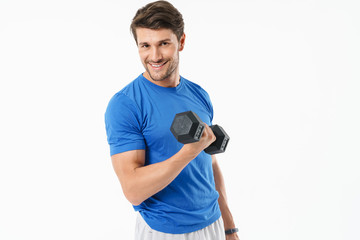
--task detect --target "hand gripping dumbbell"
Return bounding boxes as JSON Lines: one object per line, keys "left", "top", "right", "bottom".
{"left": 170, "top": 111, "right": 230, "bottom": 155}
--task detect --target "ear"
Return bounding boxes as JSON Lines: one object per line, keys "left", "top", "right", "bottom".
{"left": 179, "top": 33, "right": 186, "bottom": 51}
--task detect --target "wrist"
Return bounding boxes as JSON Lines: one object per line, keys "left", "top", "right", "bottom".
{"left": 225, "top": 227, "right": 239, "bottom": 235}
{"left": 181, "top": 144, "right": 201, "bottom": 159}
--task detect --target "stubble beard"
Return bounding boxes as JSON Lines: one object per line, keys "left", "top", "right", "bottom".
{"left": 145, "top": 54, "right": 179, "bottom": 82}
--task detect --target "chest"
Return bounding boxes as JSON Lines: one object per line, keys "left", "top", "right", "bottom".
{"left": 139, "top": 92, "right": 211, "bottom": 160}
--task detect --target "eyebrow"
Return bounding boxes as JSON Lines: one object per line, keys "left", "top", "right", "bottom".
{"left": 138, "top": 38, "right": 172, "bottom": 46}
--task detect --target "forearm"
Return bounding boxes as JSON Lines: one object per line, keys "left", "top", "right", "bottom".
{"left": 218, "top": 188, "right": 236, "bottom": 229}
{"left": 212, "top": 157, "right": 236, "bottom": 229}
{"left": 125, "top": 146, "right": 198, "bottom": 205}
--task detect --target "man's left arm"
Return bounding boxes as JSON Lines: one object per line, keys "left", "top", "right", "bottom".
{"left": 212, "top": 155, "right": 240, "bottom": 240}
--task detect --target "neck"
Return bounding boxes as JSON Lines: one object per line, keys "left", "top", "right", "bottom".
{"left": 143, "top": 70, "right": 180, "bottom": 88}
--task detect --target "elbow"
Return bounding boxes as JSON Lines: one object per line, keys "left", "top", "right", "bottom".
{"left": 127, "top": 197, "right": 143, "bottom": 206}
{"left": 124, "top": 189, "right": 144, "bottom": 206}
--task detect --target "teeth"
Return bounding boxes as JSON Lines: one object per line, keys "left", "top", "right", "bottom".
{"left": 150, "top": 62, "right": 165, "bottom": 68}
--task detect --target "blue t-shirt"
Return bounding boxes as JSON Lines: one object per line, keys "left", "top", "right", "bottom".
{"left": 105, "top": 74, "right": 221, "bottom": 234}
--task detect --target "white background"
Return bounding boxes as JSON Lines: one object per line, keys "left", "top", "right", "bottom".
{"left": 1, "top": 0, "right": 359, "bottom": 239}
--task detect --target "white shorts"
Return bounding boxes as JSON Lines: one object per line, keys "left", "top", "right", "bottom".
{"left": 135, "top": 213, "right": 226, "bottom": 240}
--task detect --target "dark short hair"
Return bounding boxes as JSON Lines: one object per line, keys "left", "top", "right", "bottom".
{"left": 130, "top": 1, "right": 184, "bottom": 43}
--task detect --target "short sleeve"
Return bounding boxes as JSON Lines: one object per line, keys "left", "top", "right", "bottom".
{"left": 105, "top": 93, "right": 146, "bottom": 156}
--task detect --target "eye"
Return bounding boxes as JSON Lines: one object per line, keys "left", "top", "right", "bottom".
{"left": 141, "top": 44, "right": 149, "bottom": 48}
{"left": 161, "top": 42, "right": 169, "bottom": 46}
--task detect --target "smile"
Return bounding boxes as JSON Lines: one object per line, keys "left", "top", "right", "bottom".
{"left": 149, "top": 61, "right": 167, "bottom": 69}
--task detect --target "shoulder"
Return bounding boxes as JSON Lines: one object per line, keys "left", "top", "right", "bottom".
{"left": 107, "top": 74, "right": 144, "bottom": 106}
{"left": 107, "top": 92, "right": 134, "bottom": 110}
{"left": 117, "top": 75, "right": 144, "bottom": 99}
{"left": 106, "top": 75, "right": 144, "bottom": 118}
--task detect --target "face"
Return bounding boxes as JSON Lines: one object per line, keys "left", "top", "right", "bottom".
{"left": 136, "top": 28, "right": 185, "bottom": 84}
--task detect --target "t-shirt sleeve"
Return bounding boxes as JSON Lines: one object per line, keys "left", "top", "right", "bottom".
{"left": 105, "top": 93, "right": 146, "bottom": 156}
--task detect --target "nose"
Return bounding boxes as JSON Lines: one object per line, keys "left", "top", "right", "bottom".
{"left": 150, "top": 47, "right": 162, "bottom": 63}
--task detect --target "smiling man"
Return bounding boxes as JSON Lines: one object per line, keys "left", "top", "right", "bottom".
{"left": 138, "top": 27, "right": 181, "bottom": 85}
{"left": 105, "top": 1, "right": 239, "bottom": 239}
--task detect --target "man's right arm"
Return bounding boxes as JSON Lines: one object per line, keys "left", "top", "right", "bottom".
{"left": 111, "top": 124, "right": 216, "bottom": 206}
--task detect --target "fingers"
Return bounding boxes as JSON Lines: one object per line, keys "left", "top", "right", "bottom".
{"left": 183, "top": 123, "right": 216, "bottom": 156}
{"left": 203, "top": 123, "right": 216, "bottom": 143}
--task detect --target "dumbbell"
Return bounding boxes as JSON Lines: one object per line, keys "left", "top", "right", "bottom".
{"left": 170, "top": 111, "right": 230, "bottom": 155}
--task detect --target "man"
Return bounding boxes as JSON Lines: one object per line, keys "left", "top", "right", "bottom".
{"left": 105, "top": 1, "right": 240, "bottom": 239}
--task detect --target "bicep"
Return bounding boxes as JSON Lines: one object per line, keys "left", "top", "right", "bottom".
{"left": 111, "top": 150, "right": 145, "bottom": 186}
